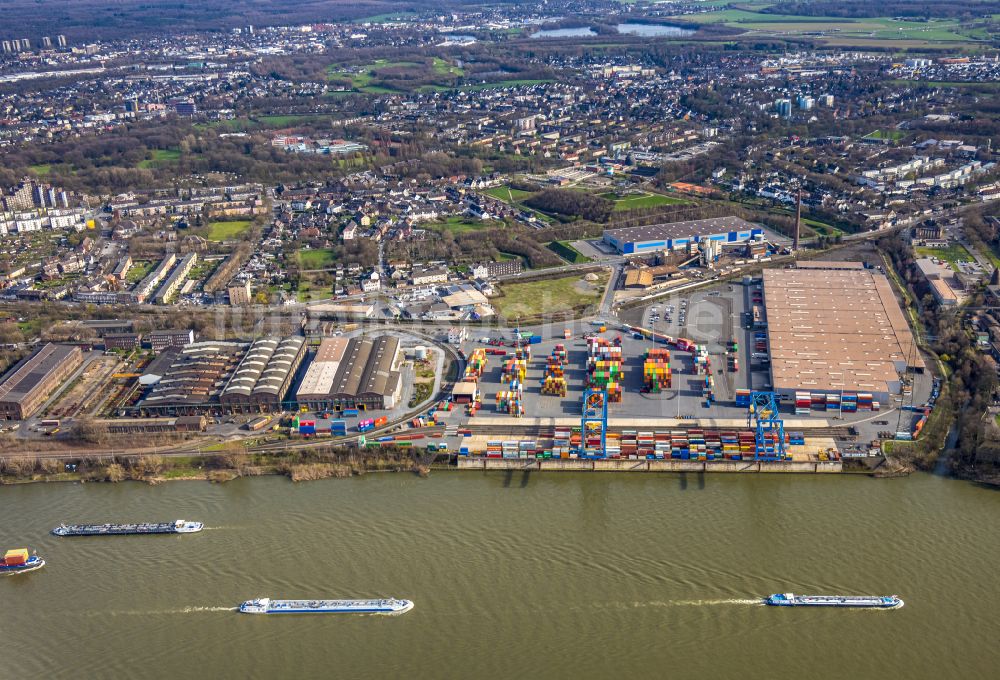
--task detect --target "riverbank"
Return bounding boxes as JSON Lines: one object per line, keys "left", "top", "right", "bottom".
{"left": 4, "top": 444, "right": 995, "bottom": 485}
{"left": 0, "top": 447, "right": 435, "bottom": 486}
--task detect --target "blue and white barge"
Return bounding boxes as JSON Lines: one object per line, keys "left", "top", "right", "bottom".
{"left": 765, "top": 593, "right": 903, "bottom": 609}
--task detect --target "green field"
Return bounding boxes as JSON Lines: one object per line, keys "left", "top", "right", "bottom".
{"left": 674, "top": 8, "right": 987, "bottom": 45}
{"left": 495, "top": 272, "right": 609, "bottom": 319}
{"left": 297, "top": 249, "right": 336, "bottom": 269}
{"left": 864, "top": 129, "right": 905, "bottom": 142}
{"left": 546, "top": 241, "right": 592, "bottom": 264}
{"left": 432, "top": 57, "right": 463, "bottom": 77}
{"left": 296, "top": 280, "right": 330, "bottom": 302}
{"left": 125, "top": 260, "right": 155, "bottom": 284}
{"left": 137, "top": 149, "right": 181, "bottom": 169}
{"left": 327, "top": 59, "right": 421, "bottom": 93}
{"left": 482, "top": 185, "right": 554, "bottom": 223}
{"left": 430, "top": 216, "right": 496, "bottom": 234}
{"left": 28, "top": 164, "right": 52, "bottom": 176}
{"left": 327, "top": 57, "right": 467, "bottom": 94}
{"left": 975, "top": 243, "right": 1000, "bottom": 270}
{"left": 601, "top": 192, "right": 688, "bottom": 211}
{"left": 484, "top": 186, "right": 536, "bottom": 202}
{"left": 803, "top": 218, "right": 843, "bottom": 237}
{"left": 354, "top": 9, "right": 417, "bottom": 23}
{"left": 497, "top": 251, "right": 524, "bottom": 264}
{"left": 915, "top": 244, "right": 974, "bottom": 271}
{"left": 256, "top": 114, "right": 325, "bottom": 126}
{"left": 206, "top": 220, "right": 252, "bottom": 241}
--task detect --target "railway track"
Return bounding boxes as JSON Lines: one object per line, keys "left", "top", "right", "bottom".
{"left": 452, "top": 423, "right": 855, "bottom": 438}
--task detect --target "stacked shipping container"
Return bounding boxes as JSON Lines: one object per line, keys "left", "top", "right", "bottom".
{"left": 642, "top": 348, "right": 672, "bottom": 393}
{"left": 586, "top": 336, "right": 622, "bottom": 402}
{"left": 496, "top": 382, "right": 525, "bottom": 417}
{"left": 464, "top": 348, "right": 488, "bottom": 382}
{"left": 459, "top": 426, "right": 815, "bottom": 461}
{"left": 542, "top": 344, "right": 568, "bottom": 396}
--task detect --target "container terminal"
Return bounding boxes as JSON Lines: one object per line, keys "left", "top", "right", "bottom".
{"left": 0, "top": 260, "right": 936, "bottom": 473}
{"left": 328, "top": 261, "right": 935, "bottom": 471}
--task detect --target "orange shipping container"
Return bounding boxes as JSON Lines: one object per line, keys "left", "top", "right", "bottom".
{"left": 4, "top": 548, "right": 29, "bottom": 565}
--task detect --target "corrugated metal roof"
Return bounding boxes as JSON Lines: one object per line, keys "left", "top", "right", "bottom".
{"left": 763, "top": 267, "right": 924, "bottom": 395}
{"left": 330, "top": 335, "right": 401, "bottom": 399}
{"left": 604, "top": 216, "right": 757, "bottom": 244}
{"left": 0, "top": 343, "right": 81, "bottom": 405}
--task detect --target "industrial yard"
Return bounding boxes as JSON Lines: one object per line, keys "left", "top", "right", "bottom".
{"left": 0, "top": 257, "right": 938, "bottom": 474}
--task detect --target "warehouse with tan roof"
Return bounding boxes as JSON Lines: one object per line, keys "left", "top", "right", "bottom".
{"left": 763, "top": 265, "right": 924, "bottom": 404}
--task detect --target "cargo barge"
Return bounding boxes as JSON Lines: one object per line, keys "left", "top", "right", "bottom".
{"left": 52, "top": 520, "right": 203, "bottom": 536}
{"left": 1, "top": 548, "right": 45, "bottom": 574}
{"left": 765, "top": 593, "right": 903, "bottom": 609}
{"left": 239, "top": 597, "right": 413, "bottom": 615}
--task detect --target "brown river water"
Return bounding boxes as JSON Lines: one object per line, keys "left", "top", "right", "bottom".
{"left": 2, "top": 471, "right": 998, "bottom": 679}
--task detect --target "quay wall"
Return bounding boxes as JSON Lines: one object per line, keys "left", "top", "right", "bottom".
{"left": 457, "top": 458, "right": 843, "bottom": 473}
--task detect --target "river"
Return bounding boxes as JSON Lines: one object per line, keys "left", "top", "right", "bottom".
{"left": 3, "top": 472, "right": 998, "bottom": 678}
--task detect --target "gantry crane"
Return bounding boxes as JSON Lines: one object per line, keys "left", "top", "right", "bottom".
{"left": 579, "top": 388, "right": 609, "bottom": 459}
{"left": 747, "top": 391, "right": 785, "bottom": 461}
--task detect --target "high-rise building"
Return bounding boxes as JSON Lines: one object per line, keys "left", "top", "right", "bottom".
{"left": 4, "top": 183, "right": 34, "bottom": 211}
{"left": 20, "top": 38, "right": 30, "bottom": 51}
{"left": 774, "top": 99, "right": 792, "bottom": 118}
{"left": 56, "top": 35, "right": 67, "bottom": 48}
{"left": 819, "top": 94, "right": 835, "bottom": 107}
{"left": 40, "top": 36, "right": 52, "bottom": 48}
{"left": 797, "top": 95, "right": 815, "bottom": 111}
{"left": 1, "top": 41, "right": 11, "bottom": 54}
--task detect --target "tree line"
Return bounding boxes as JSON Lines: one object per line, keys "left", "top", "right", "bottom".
{"left": 879, "top": 231, "right": 1000, "bottom": 483}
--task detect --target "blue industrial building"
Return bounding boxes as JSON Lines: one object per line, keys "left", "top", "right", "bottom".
{"left": 603, "top": 217, "right": 763, "bottom": 255}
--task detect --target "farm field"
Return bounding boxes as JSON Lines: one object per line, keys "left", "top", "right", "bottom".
{"left": 674, "top": 8, "right": 988, "bottom": 46}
